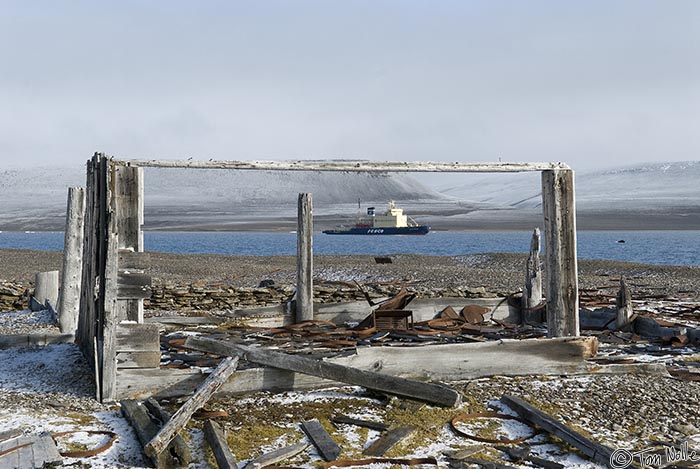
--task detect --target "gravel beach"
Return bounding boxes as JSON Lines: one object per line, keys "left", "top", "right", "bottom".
{"left": 2, "top": 248, "right": 700, "bottom": 468}
{"left": 2, "top": 248, "right": 700, "bottom": 298}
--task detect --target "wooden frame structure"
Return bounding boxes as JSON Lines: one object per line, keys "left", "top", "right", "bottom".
{"left": 77, "top": 153, "right": 579, "bottom": 402}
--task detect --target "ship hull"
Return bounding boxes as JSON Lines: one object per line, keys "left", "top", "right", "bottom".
{"left": 322, "top": 226, "right": 430, "bottom": 235}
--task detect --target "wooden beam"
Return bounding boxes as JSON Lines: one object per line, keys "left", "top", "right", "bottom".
{"left": 144, "top": 356, "right": 240, "bottom": 459}
{"left": 112, "top": 158, "right": 570, "bottom": 172}
{"left": 300, "top": 419, "right": 341, "bottom": 462}
{"left": 522, "top": 228, "right": 543, "bottom": 325}
{"left": 542, "top": 169, "right": 579, "bottom": 337}
{"left": 185, "top": 336, "right": 462, "bottom": 407}
{"left": 203, "top": 420, "right": 237, "bottom": 469}
{"left": 500, "top": 395, "right": 613, "bottom": 466}
{"left": 296, "top": 193, "right": 313, "bottom": 323}
{"left": 59, "top": 186, "right": 85, "bottom": 334}
{"left": 117, "top": 337, "right": 598, "bottom": 400}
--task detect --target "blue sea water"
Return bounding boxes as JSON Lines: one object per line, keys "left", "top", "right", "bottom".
{"left": 0, "top": 230, "right": 699, "bottom": 266}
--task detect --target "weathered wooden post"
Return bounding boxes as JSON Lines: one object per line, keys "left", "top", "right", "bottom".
{"left": 113, "top": 164, "right": 146, "bottom": 323}
{"left": 34, "top": 271, "right": 59, "bottom": 310}
{"left": 59, "top": 187, "right": 86, "bottom": 334}
{"left": 522, "top": 227, "right": 543, "bottom": 324}
{"left": 616, "top": 277, "right": 633, "bottom": 329}
{"left": 542, "top": 169, "right": 579, "bottom": 337}
{"left": 296, "top": 193, "right": 313, "bottom": 322}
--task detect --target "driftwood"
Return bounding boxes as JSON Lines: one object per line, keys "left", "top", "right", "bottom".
{"left": 144, "top": 356, "right": 239, "bottom": 459}
{"left": 184, "top": 336, "right": 461, "bottom": 407}
{"left": 300, "top": 419, "right": 341, "bottom": 462}
{"left": 244, "top": 442, "right": 309, "bottom": 469}
{"left": 203, "top": 420, "right": 237, "bottom": 469}
{"left": 500, "top": 395, "right": 614, "bottom": 466}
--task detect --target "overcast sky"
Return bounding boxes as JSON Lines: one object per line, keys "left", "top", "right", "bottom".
{"left": 0, "top": 0, "right": 697, "bottom": 171}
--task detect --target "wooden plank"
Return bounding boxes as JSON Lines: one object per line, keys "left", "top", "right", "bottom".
{"left": 117, "top": 351, "right": 161, "bottom": 368}
{"left": 117, "top": 337, "right": 598, "bottom": 400}
{"left": 114, "top": 164, "right": 144, "bottom": 322}
{"left": 117, "top": 271, "right": 152, "bottom": 300}
{"left": 243, "top": 442, "right": 308, "bottom": 469}
{"left": 296, "top": 193, "right": 313, "bottom": 323}
{"left": 0, "top": 333, "right": 74, "bottom": 349}
{"left": 111, "top": 158, "right": 570, "bottom": 172}
{"left": 120, "top": 399, "right": 188, "bottom": 468}
{"left": 300, "top": 419, "right": 341, "bottom": 462}
{"left": 500, "top": 395, "right": 614, "bottom": 466}
{"left": 0, "top": 428, "right": 22, "bottom": 443}
{"left": 59, "top": 186, "right": 85, "bottom": 334}
{"left": 31, "top": 432, "right": 63, "bottom": 467}
{"left": 118, "top": 250, "right": 151, "bottom": 270}
{"left": 331, "top": 415, "right": 389, "bottom": 432}
{"left": 522, "top": 227, "right": 543, "bottom": 324}
{"left": 116, "top": 323, "right": 160, "bottom": 351}
{"left": 203, "top": 420, "right": 237, "bottom": 469}
{"left": 542, "top": 169, "right": 579, "bottom": 337}
{"left": 0, "top": 432, "right": 62, "bottom": 468}
{"left": 144, "top": 356, "right": 240, "bottom": 459}
{"left": 33, "top": 271, "right": 59, "bottom": 311}
{"left": 363, "top": 426, "right": 415, "bottom": 456}
{"left": 101, "top": 227, "right": 119, "bottom": 402}
{"left": 185, "top": 336, "right": 461, "bottom": 407}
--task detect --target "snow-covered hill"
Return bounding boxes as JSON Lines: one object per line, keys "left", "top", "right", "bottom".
{"left": 0, "top": 164, "right": 450, "bottom": 229}
{"left": 436, "top": 161, "right": 700, "bottom": 211}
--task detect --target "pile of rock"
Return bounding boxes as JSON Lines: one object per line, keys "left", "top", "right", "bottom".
{"left": 145, "top": 281, "right": 499, "bottom": 311}
{"left": 0, "top": 281, "right": 27, "bottom": 311}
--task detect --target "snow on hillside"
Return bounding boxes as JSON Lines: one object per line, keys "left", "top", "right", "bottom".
{"left": 434, "top": 161, "right": 700, "bottom": 211}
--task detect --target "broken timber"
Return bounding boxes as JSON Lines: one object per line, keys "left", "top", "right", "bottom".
{"left": 500, "top": 395, "right": 614, "bottom": 466}
{"left": 203, "top": 420, "right": 237, "bottom": 469}
{"left": 121, "top": 399, "right": 189, "bottom": 468}
{"left": 522, "top": 227, "right": 543, "bottom": 324}
{"left": 144, "top": 356, "right": 239, "bottom": 458}
{"left": 59, "top": 186, "right": 85, "bottom": 334}
{"left": 185, "top": 336, "right": 461, "bottom": 407}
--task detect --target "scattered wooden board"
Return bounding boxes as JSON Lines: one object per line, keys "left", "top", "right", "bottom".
{"left": 300, "top": 419, "right": 341, "bottom": 462}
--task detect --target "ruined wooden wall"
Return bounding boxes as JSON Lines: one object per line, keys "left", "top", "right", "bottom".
{"left": 76, "top": 154, "right": 154, "bottom": 402}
